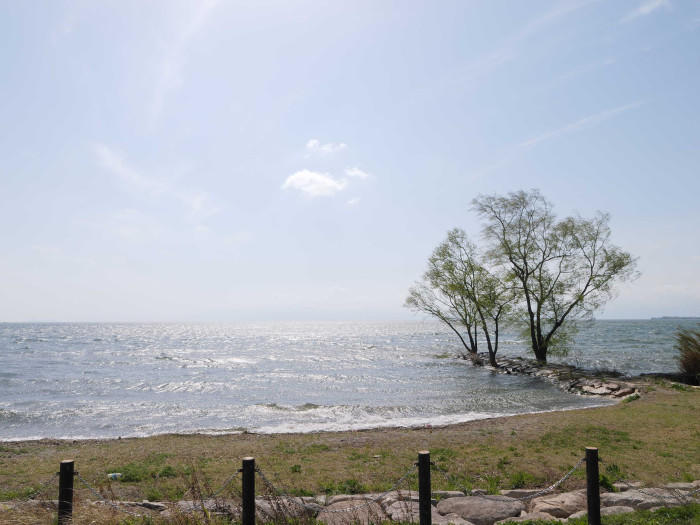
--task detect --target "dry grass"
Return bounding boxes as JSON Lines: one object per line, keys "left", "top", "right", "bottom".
{"left": 0, "top": 382, "right": 698, "bottom": 524}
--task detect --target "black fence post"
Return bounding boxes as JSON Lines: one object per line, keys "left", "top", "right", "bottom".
{"left": 58, "top": 459, "right": 74, "bottom": 525}
{"left": 242, "top": 456, "right": 255, "bottom": 525}
{"left": 418, "top": 450, "right": 432, "bottom": 525}
{"left": 586, "top": 447, "right": 601, "bottom": 525}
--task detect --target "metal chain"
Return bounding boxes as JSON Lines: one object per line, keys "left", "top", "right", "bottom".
{"left": 254, "top": 467, "right": 325, "bottom": 513}
{"left": 20, "top": 472, "right": 58, "bottom": 502}
{"left": 76, "top": 472, "right": 146, "bottom": 518}
{"left": 615, "top": 478, "right": 700, "bottom": 506}
{"left": 510, "top": 457, "right": 585, "bottom": 501}
{"left": 211, "top": 469, "right": 241, "bottom": 499}
{"left": 255, "top": 463, "right": 418, "bottom": 515}
{"left": 431, "top": 457, "right": 585, "bottom": 502}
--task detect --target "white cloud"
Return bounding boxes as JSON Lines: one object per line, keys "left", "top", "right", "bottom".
{"left": 622, "top": 0, "right": 670, "bottom": 22}
{"left": 282, "top": 170, "right": 348, "bottom": 197}
{"left": 305, "top": 139, "right": 347, "bottom": 155}
{"left": 344, "top": 167, "right": 370, "bottom": 179}
{"left": 347, "top": 198, "right": 361, "bottom": 206}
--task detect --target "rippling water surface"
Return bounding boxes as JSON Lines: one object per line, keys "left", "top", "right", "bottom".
{"left": 1, "top": 319, "right": 695, "bottom": 440}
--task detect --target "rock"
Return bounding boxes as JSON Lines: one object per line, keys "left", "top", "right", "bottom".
{"left": 435, "top": 490, "right": 466, "bottom": 499}
{"left": 435, "top": 512, "right": 477, "bottom": 524}
{"left": 600, "top": 488, "right": 684, "bottom": 510}
{"left": 529, "top": 489, "right": 586, "bottom": 518}
{"left": 663, "top": 482, "right": 697, "bottom": 490}
{"left": 601, "top": 383, "right": 620, "bottom": 391}
{"left": 328, "top": 494, "right": 382, "bottom": 505}
{"left": 386, "top": 501, "right": 464, "bottom": 523}
{"left": 581, "top": 385, "right": 611, "bottom": 395}
{"left": 470, "top": 489, "right": 487, "bottom": 496}
{"left": 602, "top": 505, "right": 635, "bottom": 516}
{"left": 567, "top": 505, "right": 635, "bottom": 520}
{"left": 377, "top": 489, "right": 419, "bottom": 508}
{"left": 612, "top": 481, "right": 642, "bottom": 492}
{"left": 499, "top": 489, "right": 543, "bottom": 499}
{"left": 140, "top": 500, "right": 167, "bottom": 511}
{"left": 317, "top": 499, "right": 385, "bottom": 525}
{"left": 436, "top": 495, "right": 524, "bottom": 525}
{"left": 493, "top": 511, "right": 563, "bottom": 523}
{"left": 258, "top": 496, "right": 319, "bottom": 518}
{"left": 613, "top": 387, "right": 636, "bottom": 397}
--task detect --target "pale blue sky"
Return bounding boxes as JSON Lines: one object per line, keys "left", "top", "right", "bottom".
{"left": 1, "top": 0, "right": 699, "bottom": 321}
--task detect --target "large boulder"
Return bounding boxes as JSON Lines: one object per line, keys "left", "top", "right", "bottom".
{"left": 493, "top": 511, "right": 563, "bottom": 523}
{"left": 436, "top": 495, "right": 524, "bottom": 525}
{"left": 600, "top": 488, "right": 686, "bottom": 510}
{"left": 529, "top": 490, "right": 586, "bottom": 518}
{"left": 567, "top": 505, "right": 635, "bottom": 520}
{"left": 317, "top": 499, "right": 386, "bottom": 525}
{"left": 385, "top": 501, "right": 474, "bottom": 524}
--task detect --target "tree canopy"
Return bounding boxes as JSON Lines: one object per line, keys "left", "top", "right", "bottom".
{"left": 407, "top": 189, "right": 637, "bottom": 364}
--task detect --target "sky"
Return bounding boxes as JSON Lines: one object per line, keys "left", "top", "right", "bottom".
{"left": 1, "top": 0, "right": 699, "bottom": 322}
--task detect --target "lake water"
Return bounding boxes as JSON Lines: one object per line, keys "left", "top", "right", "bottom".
{"left": 1, "top": 319, "right": 695, "bottom": 441}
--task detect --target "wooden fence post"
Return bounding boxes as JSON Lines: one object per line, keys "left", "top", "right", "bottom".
{"left": 242, "top": 456, "right": 255, "bottom": 525}
{"left": 58, "top": 459, "right": 74, "bottom": 525}
{"left": 418, "top": 450, "right": 432, "bottom": 525}
{"left": 586, "top": 447, "right": 601, "bottom": 525}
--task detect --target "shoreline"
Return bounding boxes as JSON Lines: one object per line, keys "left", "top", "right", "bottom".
{"left": 1, "top": 385, "right": 697, "bottom": 516}
{"left": 0, "top": 355, "right": 643, "bottom": 444}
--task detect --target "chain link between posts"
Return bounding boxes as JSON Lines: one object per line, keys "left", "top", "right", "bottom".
{"left": 20, "top": 472, "right": 58, "bottom": 503}
{"left": 76, "top": 472, "right": 146, "bottom": 519}
{"left": 614, "top": 477, "right": 700, "bottom": 506}
{"left": 255, "top": 463, "right": 418, "bottom": 514}
{"left": 430, "top": 456, "right": 585, "bottom": 502}
{"left": 211, "top": 468, "right": 242, "bottom": 499}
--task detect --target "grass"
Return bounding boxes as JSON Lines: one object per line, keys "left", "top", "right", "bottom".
{"left": 0, "top": 384, "right": 697, "bottom": 524}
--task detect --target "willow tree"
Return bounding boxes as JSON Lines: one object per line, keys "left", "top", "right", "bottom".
{"left": 406, "top": 228, "right": 514, "bottom": 366}
{"left": 472, "top": 190, "right": 637, "bottom": 363}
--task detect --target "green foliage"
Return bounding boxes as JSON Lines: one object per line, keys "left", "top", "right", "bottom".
{"left": 676, "top": 327, "right": 700, "bottom": 385}
{"left": 472, "top": 190, "right": 637, "bottom": 362}
{"left": 508, "top": 470, "right": 537, "bottom": 489}
{"left": 484, "top": 474, "right": 501, "bottom": 494}
{"left": 290, "top": 464, "right": 301, "bottom": 473}
{"left": 623, "top": 393, "right": 640, "bottom": 403}
{"left": 319, "top": 478, "right": 368, "bottom": 495}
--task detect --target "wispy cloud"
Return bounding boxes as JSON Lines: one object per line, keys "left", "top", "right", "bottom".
{"left": 347, "top": 198, "right": 361, "bottom": 206}
{"left": 472, "top": 102, "right": 644, "bottom": 179}
{"left": 305, "top": 139, "right": 347, "bottom": 156}
{"left": 622, "top": 0, "right": 671, "bottom": 22}
{"left": 94, "top": 143, "right": 219, "bottom": 221}
{"left": 282, "top": 169, "right": 348, "bottom": 197}
{"left": 344, "top": 167, "right": 370, "bottom": 179}
{"left": 517, "top": 102, "right": 644, "bottom": 150}
{"left": 151, "top": 0, "right": 220, "bottom": 122}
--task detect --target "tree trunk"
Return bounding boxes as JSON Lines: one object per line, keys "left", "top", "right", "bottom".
{"left": 488, "top": 349, "right": 497, "bottom": 367}
{"left": 533, "top": 344, "right": 547, "bottom": 363}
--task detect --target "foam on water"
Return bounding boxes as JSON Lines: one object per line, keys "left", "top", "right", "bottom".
{"left": 0, "top": 320, "right": 694, "bottom": 440}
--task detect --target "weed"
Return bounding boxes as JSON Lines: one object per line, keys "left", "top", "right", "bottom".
{"left": 290, "top": 464, "right": 301, "bottom": 473}
{"left": 484, "top": 475, "right": 500, "bottom": 494}
{"left": 508, "top": 471, "right": 537, "bottom": 489}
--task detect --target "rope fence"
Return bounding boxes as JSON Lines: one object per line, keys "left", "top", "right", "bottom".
{"left": 9, "top": 446, "right": 699, "bottom": 525}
